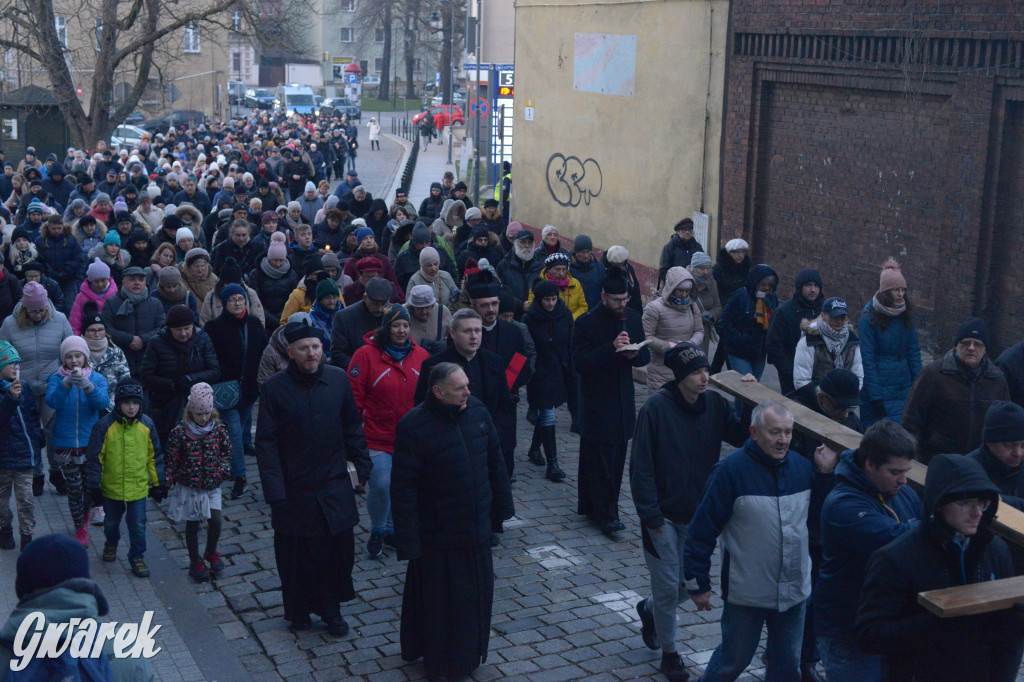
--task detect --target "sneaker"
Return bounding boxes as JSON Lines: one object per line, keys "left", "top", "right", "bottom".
{"left": 102, "top": 544, "right": 117, "bottom": 562}
{"left": 637, "top": 599, "right": 659, "bottom": 650}
{"left": 660, "top": 652, "right": 690, "bottom": 681}
{"left": 381, "top": 533, "right": 396, "bottom": 549}
{"left": 189, "top": 560, "right": 210, "bottom": 582}
{"left": 130, "top": 557, "right": 150, "bottom": 578}
{"left": 244, "top": 443, "right": 256, "bottom": 458}
{"left": 49, "top": 469, "right": 68, "bottom": 495}
{"left": 204, "top": 551, "right": 225, "bottom": 575}
{"left": 527, "top": 446, "right": 545, "bottom": 466}
{"left": 325, "top": 616, "right": 349, "bottom": 637}
{"left": 19, "top": 534, "right": 31, "bottom": 551}
{"left": 366, "top": 532, "right": 384, "bottom": 559}
{"left": 230, "top": 477, "right": 246, "bottom": 500}
{"left": 90, "top": 506, "right": 105, "bottom": 525}
{"left": 32, "top": 475, "right": 43, "bottom": 497}
{"left": 74, "top": 525, "right": 89, "bottom": 546}
{"left": 0, "top": 528, "right": 14, "bottom": 550}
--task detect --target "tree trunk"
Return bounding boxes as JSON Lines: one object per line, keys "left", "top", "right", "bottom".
{"left": 404, "top": 8, "right": 418, "bottom": 100}
{"left": 380, "top": 5, "right": 392, "bottom": 101}
{"left": 441, "top": 11, "right": 452, "bottom": 105}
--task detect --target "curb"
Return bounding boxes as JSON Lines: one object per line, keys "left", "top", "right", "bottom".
{"left": 383, "top": 132, "right": 414, "bottom": 205}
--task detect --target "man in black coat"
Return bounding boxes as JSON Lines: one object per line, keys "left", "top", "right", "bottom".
{"left": 997, "top": 341, "right": 1024, "bottom": 409}
{"left": 766, "top": 268, "right": 824, "bottom": 396}
{"left": 211, "top": 220, "right": 266, "bottom": 276}
{"left": 573, "top": 270, "right": 650, "bottom": 537}
{"left": 468, "top": 272, "right": 535, "bottom": 479}
{"left": 657, "top": 218, "right": 704, "bottom": 289}
{"left": 629, "top": 343, "right": 747, "bottom": 681}
{"left": 855, "top": 454, "right": 1024, "bottom": 681}
{"left": 392, "top": 362, "right": 514, "bottom": 681}
{"left": 282, "top": 151, "right": 310, "bottom": 202}
{"left": 256, "top": 319, "right": 371, "bottom": 636}
{"left": 329, "top": 278, "right": 390, "bottom": 369}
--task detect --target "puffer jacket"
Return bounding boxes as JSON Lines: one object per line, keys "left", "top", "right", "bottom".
{"left": 569, "top": 257, "right": 607, "bottom": 312}
{"left": 496, "top": 251, "right": 544, "bottom": 310}
{"left": 856, "top": 454, "right": 1021, "bottom": 682}
{"left": 45, "top": 371, "right": 110, "bottom": 448}
{"left": 69, "top": 279, "right": 120, "bottom": 334}
{"left": 526, "top": 267, "right": 588, "bottom": 320}
{"left": 0, "top": 302, "right": 72, "bottom": 396}
{"left": 0, "top": 386, "right": 45, "bottom": 469}
{"left": 391, "top": 395, "right": 515, "bottom": 560}
{"left": 858, "top": 299, "right": 922, "bottom": 426}
{"left": 902, "top": 350, "right": 1010, "bottom": 463}
{"left": 0, "top": 270, "right": 22, "bottom": 321}
{"left": 198, "top": 286, "right": 266, "bottom": 327}
{"left": 715, "top": 264, "right": 778, "bottom": 362}
{"left": 86, "top": 410, "right": 163, "bottom": 502}
{"left": 164, "top": 422, "right": 231, "bottom": 490}
{"left": 793, "top": 317, "right": 863, "bottom": 392}
{"left": 247, "top": 262, "right": 300, "bottom": 332}
{"left": 100, "top": 289, "right": 165, "bottom": 375}
{"left": 642, "top": 266, "right": 704, "bottom": 389}
{"left": 89, "top": 344, "right": 132, "bottom": 412}
{"left": 689, "top": 266, "right": 722, "bottom": 355}
{"left": 279, "top": 280, "right": 312, "bottom": 324}
{"left": 348, "top": 334, "right": 429, "bottom": 452}
{"left": 34, "top": 233, "right": 84, "bottom": 286}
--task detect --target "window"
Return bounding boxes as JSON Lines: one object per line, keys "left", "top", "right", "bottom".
{"left": 232, "top": 52, "right": 242, "bottom": 79}
{"left": 374, "top": 57, "right": 383, "bottom": 72}
{"left": 54, "top": 16, "right": 67, "bottom": 48}
{"left": 339, "top": 27, "right": 353, "bottom": 43}
{"left": 184, "top": 21, "right": 200, "bottom": 53}
{"left": 375, "top": 28, "right": 385, "bottom": 43}
{"left": 94, "top": 17, "right": 103, "bottom": 51}
{"left": 413, "top": 58, "right": 422, "bottom": 73}
{"left": 231, "top": 9, "right": 242, "bottom": 32}
{"left": 339, "top": 0, "right": 354, "bottom": 11}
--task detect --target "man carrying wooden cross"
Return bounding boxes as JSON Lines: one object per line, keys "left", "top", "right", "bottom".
{"left": 855, "top": 453, "right": 1024, "bottom": 681}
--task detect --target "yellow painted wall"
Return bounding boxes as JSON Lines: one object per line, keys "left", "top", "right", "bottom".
{"left": 511, "top": 0, "right": 728, "bottom": 273}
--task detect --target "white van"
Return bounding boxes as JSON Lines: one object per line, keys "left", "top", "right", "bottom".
{"left": 274, "top": 84, "right": 318, "bottom": 117}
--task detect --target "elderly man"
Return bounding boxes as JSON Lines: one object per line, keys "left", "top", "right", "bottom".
{"left": 407, "top": 284, "right": 451, "bottom": 355}
{"left": 330, "top": 277, "right": 391, "bottom": 369}
{"left": 684, "top": 402, "right": 839, "bottom": 682}
{"left": 100, "top": 266, "right": 165, "bottom": 376}
{"left": 902, "top": 317, "right": 1010, "bottom": 464}
{"left": 968, "top": 401, "right": 1024, "bottom": 510}
{"left": 256, "top": 319, "right": 371, "bottom": 635}
{"left": 392, "top": 363, "right": 514, "bottom": 681}
{"left": 212, "top": 219, "right": 265, "bottom": 274}
{"left": 496, "top": 228, "right": 545, "bottom": 316}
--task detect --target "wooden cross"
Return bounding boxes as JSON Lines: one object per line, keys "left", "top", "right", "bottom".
{"left": 710, "top": 370, "right": 1024, "bottom": 617}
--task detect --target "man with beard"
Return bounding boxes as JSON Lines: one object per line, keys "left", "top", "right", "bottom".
{"left": 496, "top": 229, "right": 544, "bottom": 317}
{"left": 256, "top": 319, "right": 371, "bottom": 635}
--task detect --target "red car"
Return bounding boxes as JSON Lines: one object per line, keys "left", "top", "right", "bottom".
{"left": 413, "top": 104, "right": 465, "bottom": 130}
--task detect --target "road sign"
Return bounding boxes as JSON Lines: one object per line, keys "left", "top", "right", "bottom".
{"left": 76, "top": 86, "right": 83, "bottom": 99}
{"left": 346, "top": 73, "right": 358, "bottom": 84}
{"left": 469, "top": 97, "right": 489, "bottom": 117}
{"left": 435, "top": 71, "right": 441, "bottom": 85}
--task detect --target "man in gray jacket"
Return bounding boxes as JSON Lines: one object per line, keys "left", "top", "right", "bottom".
{"left": 100, "top": 267, "right": 165, "bottom": 376}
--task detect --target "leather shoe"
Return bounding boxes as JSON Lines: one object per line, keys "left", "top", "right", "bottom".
{"left": 325, "top": 616, "right": 349, "bottom": 637}
{"left": 801, "top": 663, "right": 825, "bottom": 682}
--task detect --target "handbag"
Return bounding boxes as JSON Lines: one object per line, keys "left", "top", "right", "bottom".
{"left": 211, "top": 380, "right": 240, "bottom": 410}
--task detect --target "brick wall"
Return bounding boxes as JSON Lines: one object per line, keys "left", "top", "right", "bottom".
{"left": 721, "top": 1, "right": 1024, "bottom": 352}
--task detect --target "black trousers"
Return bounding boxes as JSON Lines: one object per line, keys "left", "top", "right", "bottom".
{"left": 576, "top": 439, "right": 627, "bottom": 524}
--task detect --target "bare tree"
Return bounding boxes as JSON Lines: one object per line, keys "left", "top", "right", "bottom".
{"left": 0, "top": 0, "right": 313, "bottom": 147}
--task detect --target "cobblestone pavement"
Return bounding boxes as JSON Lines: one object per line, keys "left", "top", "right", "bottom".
{"left": 5, "top": 357, "right": 1022, "bottom": 680}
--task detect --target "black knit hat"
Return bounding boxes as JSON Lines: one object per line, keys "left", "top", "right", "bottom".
{"left": 467, "top": 270, "right": 500, "bottom": 300}
{"left": 165, "top": 304, "right": 194, "bottom": 328}
{"left": 16, "top": 535, "right": 92, "bottom": 600}
{"left": 664, "top": 342, "right": 709, "bottom": 380}
{"left": 819, "top": 369, "right": 860, "bottom": 408}
{"left": 984, "top": 401, "right": 1024, "bottom": 444}
{"left": 954, "top": 317, "right": 989, "bottom": 347}
{"left": 602, "top": 267, "right": 628, "bottom": 295}
{"left": 81, "top": 302, "right": 104, "bottom": 329}
{"left": 114, "top": 378, "right": 144, "bottom": 405}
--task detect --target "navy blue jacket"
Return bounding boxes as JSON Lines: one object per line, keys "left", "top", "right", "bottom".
{"left": 0, "top": 387, "right": 45, "bottom": 470}
{"left": 569, "top": 258, "right": 606, "bottom": 312}
{"left": 715, "top": 264, "right": 779, "bottom": 361}
{"left": 35, "top": 234, "right": 84, "bottom": 286}
{"left": 815, "top": 452, "right": 921, "bottom": 639}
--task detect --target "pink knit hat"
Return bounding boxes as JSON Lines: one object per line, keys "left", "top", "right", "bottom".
{"left": 878, "top": 258, "right": 907, "bottom": 294}
{"left": 60, "top": 336, "right": 90, "bottom": 364}
{"left": 20, "top": 281, "right": 48, "bottom": 310}
{"left": 267, "top": 241, "right": 288, "bottom": 260}
{"left": 505, "top": 221, "right": 522, "bottom": 242}
{"left": 187, "top": 382, "right": 215, "bottom": 414}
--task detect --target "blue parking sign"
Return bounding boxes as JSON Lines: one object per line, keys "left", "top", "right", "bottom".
{"left": 347, "top": 73, "right": 358, "bottom": 84}
{"left": 435, "top": 71, "right": 441, "bottom": 84}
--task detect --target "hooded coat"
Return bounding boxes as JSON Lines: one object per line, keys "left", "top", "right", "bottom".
{"left": 712, "top": 247, "right": 752, "bottom": 304}
{"left": 766, "top": 268, "right": 824, "bottom": 395}
{"left": 526, "top": 267, "right": 588, "bottom": 320}
{"left": 0, "top": 302, "right": 72, "bottom": 396}
{"left": 641, "top": 267, "right": 704, "bottom": 390}
{"left": 855, "top": 454, "right": 1022, "bottom": 682}
{"left": 348, "top": 333, "right": 429, "bottom": 452}
{"left": 429, "top": 199, "right": 465, "bottom": 250}
{"left": 902, "top": 350, "right": 1010, "bottom": 463}
{"left": 715, "top": 264, "right": 778, "bottom": 362}
{"left": 69, "top": 279, "right": 119, "bottom": 335}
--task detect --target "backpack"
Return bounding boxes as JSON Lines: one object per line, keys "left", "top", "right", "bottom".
{"left": 1, "top": 636, "right": 113, "bottom": 681}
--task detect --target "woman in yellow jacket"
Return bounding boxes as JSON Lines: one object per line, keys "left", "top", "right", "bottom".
{"left": 526, "top": 252, "right": 588, "bottom": 320}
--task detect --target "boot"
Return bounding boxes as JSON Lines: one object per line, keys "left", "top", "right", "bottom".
{"left": 0, "top": 527, "right": 14, "bottom": 550}
{"left": 32, "top": 475, "right": 44, "bottom": 497}
{"left": 527, "top": 426, "right": 545, "bottom": 466}
{"left": 568, "top": 407, "right": 580, "bottom": 435}
{"left": 20, "top": 534, "right": 31, "bottom": 551}
{"left": 49, "top": 469, "right": 68, "bottom": 495}
{"left": 541, "top": 425, "right": 565, "bottom": 482}
{"left": 230, "top": 477, "right": 246, "bottom": 500}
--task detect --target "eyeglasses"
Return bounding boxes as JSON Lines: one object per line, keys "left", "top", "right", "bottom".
{"left": 953, "top": 499, "right": 991, "bottom": 512}
{"left": 958, "top": 340, "right": 986, "bottom": 349}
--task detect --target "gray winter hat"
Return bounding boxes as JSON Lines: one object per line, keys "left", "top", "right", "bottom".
{"left": 690, "top": 252, "right": 713, "bottom": 268}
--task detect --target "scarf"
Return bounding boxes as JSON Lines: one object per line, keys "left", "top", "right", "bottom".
{"left": 86, "top": 335, "right": 108, "bottom": 357}
{"left": 185, "top": 418, "right": 217, "bottom": 441}
{"left": 871, "top": 294, "right": 906, "bottom": 317}
{"left": 384, "top": 339, "right": 412, "bottom": 361}
{"left": 57, "top": 365, "right": 93, "bottom": 379}
{"left": 260, "top": 257, "right": 291, "bottom": 279}
{"left": 419, "top": 265, "right": 439, "bottom": 283}
{"left": 309, "top": 300, "right": 336, "bottom": 330}
{"left": 285, "top": 215, "right": 304, "bottom": 231}
{"left": 161, "top": 283, "right": 188, "bottom": 303}
{"left": 116, "top": 288, "right": 150, "bottom": 317}
{"left": 547, "top": 272, "right": 570, "bottom": 290}
{"left": 818, "top": 320, "right": 850, "bottom": 368}
{"left": 754, "top": 295, "right": 776, "bottom": 331}
{"left": 668, "top": 295, "right": 691, "bottom": 306}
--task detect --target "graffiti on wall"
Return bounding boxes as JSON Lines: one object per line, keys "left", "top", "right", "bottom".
{"left": 546, "top": 154, "right": 603, "bottom": 207}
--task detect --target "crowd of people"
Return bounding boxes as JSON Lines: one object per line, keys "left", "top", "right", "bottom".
{"left": 1, "top": 117, "right": 1024, "bottom": 682}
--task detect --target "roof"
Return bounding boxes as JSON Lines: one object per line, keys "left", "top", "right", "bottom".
{"left": 0, "top": 85, "right": 61, "bottom": 106}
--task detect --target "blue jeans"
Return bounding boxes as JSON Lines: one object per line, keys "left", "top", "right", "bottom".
{"left": 819, "top": 636, "right": 882, "bottom": 682}
{"left": 726, "top": 355, "right": 766, "bottom": 413}
{"left": 221, "top": 402, "right": 252, "bottom": 479}
{"left": 103, "top": 498, "right": 147, "bottom": 560}
{"left": 701, "top": 600, "right": 806, "bottom": 682}
{"left": 538, "top": 407, "right": 557, "bottom": 427}
{"left": 241, "top": 402, "right": 253, "bottom": 448}
{"left": 367, "top": 449, "right": 393, "bottom": 535}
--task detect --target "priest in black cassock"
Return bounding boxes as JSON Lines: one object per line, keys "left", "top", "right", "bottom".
{"left": 256, "top": 319, "right": 371, "bottom": 635}
{"left": 392, "top": 362, "right": 515, "bottom": 681}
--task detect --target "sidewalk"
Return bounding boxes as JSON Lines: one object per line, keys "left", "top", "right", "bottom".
{"left": 406, "top": 126, "right": 465, "bottom": 203}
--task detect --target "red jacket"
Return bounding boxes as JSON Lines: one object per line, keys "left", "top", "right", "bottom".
{"left": 348, "top": 333, "right": 429, "bottom": 451}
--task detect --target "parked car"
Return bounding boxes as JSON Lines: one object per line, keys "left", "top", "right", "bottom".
{"left": 362, "top": 76, "right": 381, "bottom": 86}
{"left": 243, "top": 88, "right": 275, "bottom": 109}
{"left": 320, "top": 97, "right": 361, "bottom": 121}
{"left": 227, "top": 81, "right": 246, "bottom": 105}
{"left": 110, "top": 124, "right": 150, "bottom": 150}
{"left": 142, "top": 110, "right": 206, "bottom": 133}
{"left": 431, "top": 93, "right": 466, "bottom": 110}
{"left": 413, "top": 104, "right": 465, "bottom": 130}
